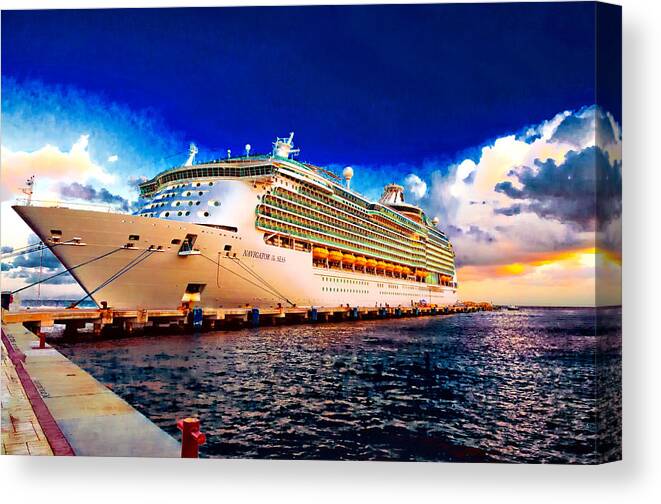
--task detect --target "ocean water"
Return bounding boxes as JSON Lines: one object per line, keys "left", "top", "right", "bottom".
{"left": 57, "top": 307, "right": 622, "bottom": 463}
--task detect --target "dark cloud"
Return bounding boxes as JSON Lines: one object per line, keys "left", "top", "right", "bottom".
{"left": 8, "top": 249, "right": 62, "bottom": 270}
{"left": 58, "top": 182, "right": 131, "bottom": 211}
{"left": 1, "top": 246, "right": 13, "bottom": 254}
{"left": 5, "top": 267, "right": 76, "bottom": 285}
{"left": 466, "top": 225, "right": 495, "bottom": 243}
{"left": 494, "top": 204, "right": 522, "bottom": 216}
{"left": 551, "top": 105, "right": 617, "bottom": 147}
{"left": 463, "top": 170, "right": 476, "bottom": 184}
{"left": 494, "top": 146, "right": 621, "bottom": 230}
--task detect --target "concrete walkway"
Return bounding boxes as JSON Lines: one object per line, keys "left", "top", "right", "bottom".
{"left": 1, "top": 323, "right": 180, "bottom": 457}
{"left": 1, "top": 342, "right": 53, "bottom": 455}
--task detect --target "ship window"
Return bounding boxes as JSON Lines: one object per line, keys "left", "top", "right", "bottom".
{"left": 224, "top": 244, "right": 232, "bottom": 251}
{"left": 185, "top": 211, "right": 191, "bottom": 216}
{"left": 50, "top": 229, "right": 62, "bottom": 236}
{"left": 171, "top": 239, "right": 181, "bottom": 245}
{"left": 209, "top": 182, "right": 213, "bottom": 186}
{"left": 196, "top": 201, "right": 201, "bottom": 205}
{"left": 203, "top": 212, "right": 210, "bottom": 217}
{"left": 165, "top": 212, "right": 170, "bottom": 217}
{"left": 128, "top": 234, "right": 140, "bottom": 241}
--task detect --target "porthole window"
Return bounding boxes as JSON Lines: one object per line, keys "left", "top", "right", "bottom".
{"left": 165, "top": 212, "right": 170, "bottom": 217}
{"left": 208, "top": 182, "right": 213, "bottom": 186}
{"left": 196, "top": 201, "right": 201, "bottom": 205}
{"left": 177, "top": 211, "right": 182, "bottom": 216}
{"left": 175, "top": 202, "right": 181, "bottom": 206}
{"left": 189, "top": 201, "right": 193, "bottom": 206}
{"left": 185, "top": 211, "right": 191, "bottom": 216}
{"left": 198, "top": 191, "right": 203, "bottom": 196}
{"left": 214, "top": 201, "right": 220, "bottom": 206}
{"left": 203, "top": 211, "right": 210, "bottom": 217}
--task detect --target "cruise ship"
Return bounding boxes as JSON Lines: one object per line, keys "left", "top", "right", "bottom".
{"left": 13, "top": 134, "right": 458, "bottom": 310}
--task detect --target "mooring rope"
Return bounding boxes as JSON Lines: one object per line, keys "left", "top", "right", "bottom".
{"left": 10, "top": 246, "right": 126, "bottom": 295}
{"left": 199, "top": 253, "right": 294, "bottom": 306}
{"left": 1, "top": 239, "right": 76, "bottom": 261}
{"left": 227, "top": 255, "right": 295, "bottom": 307}
{"left": 69, "top": 249, "right": 156, "bottom": 308}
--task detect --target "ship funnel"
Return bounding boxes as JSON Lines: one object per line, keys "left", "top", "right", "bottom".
{"left": 342, "top": 166, "right": 354, "bottom": 190}
{"left": 379, "top": 184, "right": 406, "bottom": 205}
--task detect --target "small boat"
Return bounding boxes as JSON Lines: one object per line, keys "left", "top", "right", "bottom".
{"left": 506, "top": 305, "right": 520, "bottom": 311}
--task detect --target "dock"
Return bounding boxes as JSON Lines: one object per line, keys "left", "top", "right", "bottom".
{"left": 1, "top": 302, "right": 492, "bottom": 339}
{"left": 1, "top": 323, "right": 180, "bottom": 456}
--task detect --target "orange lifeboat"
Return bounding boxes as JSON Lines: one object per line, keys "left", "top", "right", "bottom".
{"left": 376, "top": 261, "right": 387, "bottom": 271}
{"left": 385, "top": 263, "right": 394, "bottom": 272}
{"left": 355, "top": 256, "right": 367, "bottom": 267}
{"left": 343, "top": 253, "right": 356, "bottom": 265}
{"left": 402, "top": 266, "right": 412, "bottom": 276}
{"left": 312, "top": 247, "right": 329, "bottom": 260}
{"left": 415, "top": 269, "right": 427, "bottom": 278}
{"left": 328, "top": 250, "right": 343, "bottom": 262}
{"left": 393, "top": 265, "right": 403, "bottom": 274}
{"left": 366, "top": 258, "right": 378, "bottom": 268}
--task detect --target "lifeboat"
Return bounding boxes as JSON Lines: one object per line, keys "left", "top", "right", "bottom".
{"left": 343, "top": 253, "right": 356, "bottom": 265}
{"left": 355, "top": 256, "right": 367, "bottom": 267}
{"left": 312, "top": 247, "right": 329, "bottom": 260}
{"left": 366, "top": 258, "right": 378, "bottom": 268}
{"left": 415, "top": 269, "right": 427, "bottom": 278}
{"left": 402, "top": 266, "right": 412, "bottom": 276}
{"left": 385, "top": 263, "right": 394, "bottom": 272}
{"left": 328, "top": 250, "right": 343, "bottom": 262}
{"left": 376, "top": 261, "right": 387, "bottom": 271}
{"left": 393, "top": 265, "right": 403, "bottom": 274}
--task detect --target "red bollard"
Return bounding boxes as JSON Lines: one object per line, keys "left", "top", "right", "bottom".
{"left": 38, "top": 331, "right": 46, "bottom": 349}
{"left": 177, "top": 417, "right": 206, "bottom": 458}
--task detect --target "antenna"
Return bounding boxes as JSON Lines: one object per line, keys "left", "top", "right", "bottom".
{"left": 273, "top": 132, "right": 300, "bottom": 158}
{"left": 20, "top": 175, "right": 35, "bottom": 205}
{"left": 245, "top": 144, "right": 251, "bottom": 157}
{"left": 185, "top": 143, "right": 198, "bottom": 166}
{"left": 227, "top": 149, "right": 231, "bottom": 159}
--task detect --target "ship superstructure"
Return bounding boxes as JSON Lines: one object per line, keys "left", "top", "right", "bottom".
{"left": 13, "top": 134, "right": 458, "bottom": 309}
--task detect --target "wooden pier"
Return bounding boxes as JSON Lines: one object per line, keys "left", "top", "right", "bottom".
{"left": 2, "top": 302, "right": 492, "bottom": 339}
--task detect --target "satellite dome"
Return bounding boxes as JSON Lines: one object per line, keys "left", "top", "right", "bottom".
{"left": 432, "top": 216, "right": 440, "bottom": 226}
{"left": 342, "top": 166, "right": 354, "bottom": 189}
{"left": 342, "top": 166, "right": 354, "bottom": 179}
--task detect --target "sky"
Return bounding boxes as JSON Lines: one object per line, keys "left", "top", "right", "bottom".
{"left": 0, "top": 3, "right": 621, "bottom": 305}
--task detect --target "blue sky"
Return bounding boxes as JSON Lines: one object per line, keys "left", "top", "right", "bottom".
{"left": 2, "top": 3, "right": 620, "bottom": 168}
{"left": 1, "top": 3, "right": 622, "bottom": 304}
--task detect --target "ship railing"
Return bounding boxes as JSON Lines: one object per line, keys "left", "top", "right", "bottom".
{"left": 14, "top": 198, "right": 129, "bottom": 214}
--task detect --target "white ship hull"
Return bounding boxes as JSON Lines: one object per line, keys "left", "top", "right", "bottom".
{"left": 14, "top": 205, "right": 458, "bottom": 310}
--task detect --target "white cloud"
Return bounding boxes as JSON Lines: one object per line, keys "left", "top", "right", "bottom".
{"left": 404, "top": 173, "right": 427, "bottom": 200}
{"left": 411, "top": 106, "right": 622, "bottom": 267}
{"left": 1, "top": 135, "right": 115, "bottom": 202}
{"left": 107, "top": 154, "right": 119, "bottom": 163}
